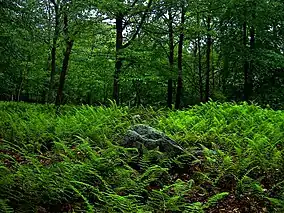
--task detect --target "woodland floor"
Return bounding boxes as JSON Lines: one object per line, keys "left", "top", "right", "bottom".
{"left": 0, "top": 101, "right": 283, "bottom": 212}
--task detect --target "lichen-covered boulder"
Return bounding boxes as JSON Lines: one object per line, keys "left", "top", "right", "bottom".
{"left": 123, "top": 124, "right": 184, "bottom": 154}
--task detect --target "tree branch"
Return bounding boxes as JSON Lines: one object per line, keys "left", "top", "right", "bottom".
{"left": 146, "top": 33, "right": 170, "bottom": 59}
{"left": 131, "top": 0, "right": 139, "bottom": 8}
{"left": 49, "top": 0, "right": 56, "bottom": 6}
{"left": 122, "top": 0, "right": 153, "bottom": 49}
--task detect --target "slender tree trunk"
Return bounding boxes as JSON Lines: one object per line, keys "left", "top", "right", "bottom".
{"left": 193, "top": 40, "right": 197, "bottom": 74}
{"left": 55, "top": 12, "right": 74, "bottom": 106}
{"left": 17, "top": 60, "right": 29, "bottom": 101}
{"left": 249, "top": 25, "right": 255, "bottom": 54}
{"left": 205, "top": 16, "right": 211, "bottom": 102}
{"left": 197, "top": 13, "right": 203, "bottom": 102}
{"left": 167, "top": 7, "right": 174, "bottom": 108}
{"left": 211, "top": 40, "right": 215, "bottom": 93}
{"left": 112, "top": 1, "right": 152, "bottom": 105}
{"left": 134, "top": 79, "right": 141, "bottom": 106}
{"left": 249, "top": 25, "right": 255, "bottom": 97}
{"left": 175, "top": 5, "right": 185, "bottom": 109}
{"left": 17, "top": 70, "right": 24, "bottom": 102}
{"left": 42, "top": 54, "right": 51, "bottom": 103}
{"left": 47, "top": 1, "right": 60, "bottom": 103}
{"left": 113, "top": 15, "right": 123, "bottom": 105}
{"left": 55, "top": 40, "right": 74, "bottom": 106}
{"left": 222, "top": 55, "right": 229, "bottom": 93}
{"left": 243, "top": 22, "right": 250, "bottom": 101}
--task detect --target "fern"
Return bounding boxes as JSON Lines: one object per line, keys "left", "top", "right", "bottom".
{"left": 0, "top": 199, "right": 13, "bottom": 213}
{"left": 1, "top": 102, "right": 284, "bottom": 212}
{"left": 203, "top": 192, "right": 229, "bottom": 209}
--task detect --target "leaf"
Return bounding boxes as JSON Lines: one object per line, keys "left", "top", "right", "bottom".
{"left": 204, "top": 192, "right": 229, "bottom": 209}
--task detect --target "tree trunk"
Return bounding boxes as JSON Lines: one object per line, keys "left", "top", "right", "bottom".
{"left": 17, "top": 59, "right": 30, "bottom": 102}
{"left": 211, "top": 40, "right": 215, "bottom": 93}
{"left": 42, "top": 53, "right": 52, "bottom": 103}
{"left": 175, "top": 5, "right": 185, "bottom": 109}
{"left": 197, "top": 13, "right": 203, "bottom": 103}
{"left": 205, "top": 16, "right": 211, "bottom": 102}
{"left": 113, "top": 15, "right": 123, "bottom": 105}
{"left": 47, "top": 1, "right": 60, "bottom": 103}
{"left": 112, "top": 1, "right": 152, "bottom": 105}
{"left": 243, "top": 22, "right": 250, "bottom": 101}
{"left": 249, "top": 25, "right": 255, "bottom": 96}
{"left": 134, "top": 79, "right": 141, "bottom": 106}
{"left": 55, "top": 40, "right": 74, "bottom": 106}
{"left": 222, "top": 55, "right": 229, "bottom": 93}
{"left": 167, "top": 7, "right": 174, "bottom": 109}
{"left": 55, "top": 12, "right": 74, "bottom": 106}
{"left": 17, "top": 70, "right": 24, "bottom": 102}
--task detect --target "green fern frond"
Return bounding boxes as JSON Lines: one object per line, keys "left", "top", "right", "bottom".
{"left": 0, "top": 199, "right": 13, "bottom": 213}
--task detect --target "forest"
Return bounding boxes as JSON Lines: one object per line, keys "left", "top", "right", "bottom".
{"left": 1, "top": 0, "right": 283, "bottom": 108}
{"left": 1, "top": 0, "right": 284, "bottom": 212}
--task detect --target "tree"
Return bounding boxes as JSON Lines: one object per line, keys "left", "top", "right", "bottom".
{"left": 98, "top": 0, "right": 153, "bottom": 104}
{"left": 55, "top": 4, "right": 74, "bottom": 106}
{"left": 1, "top": 0, "right": 284, "bottom": 108}
{"left": 0, "top": 0, "right": 49, "bottom": 102}
{"left": 54, "top": 0, "right": 99, "bottom": 106}
{"left": 175, "top": 1, "right": 185, "bottom": 109}
{"left": 46, "top": 0, "right": 61, "bottom": 103}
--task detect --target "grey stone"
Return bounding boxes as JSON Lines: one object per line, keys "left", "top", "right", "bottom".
{"left": 123, "top": 124, "right": 184, "bottom": 154}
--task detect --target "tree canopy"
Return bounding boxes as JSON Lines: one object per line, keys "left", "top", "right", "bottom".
{"left": 1, "top": 0, "right": 284, "bottom": 108}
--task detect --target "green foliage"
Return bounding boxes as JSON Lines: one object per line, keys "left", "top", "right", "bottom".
{"left": 0, "top": 199, "right": 13, "bottom": 213}
{"left": 1, "top": 0, "right": 283, "bottom": 107}
{"left": 1, "top": 101, "right": 284, "bottom": 212}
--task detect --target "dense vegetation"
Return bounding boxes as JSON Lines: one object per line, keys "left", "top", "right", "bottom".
{"left": 1, "top": 0, "right": 284, "bottom": 108}
{"left": 1, "top": 101, "right": 284, "bottom": 212}
{"left": 1, "top": 0, "right": 284, "bottom": 212}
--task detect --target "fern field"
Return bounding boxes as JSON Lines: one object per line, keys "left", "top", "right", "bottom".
{"left": 0, "top": 102, "right": 284, "bottom": 213}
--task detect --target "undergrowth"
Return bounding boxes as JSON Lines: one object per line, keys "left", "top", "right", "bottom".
{"left": 0, "top": 101, "right": 283, "bottom": 212}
